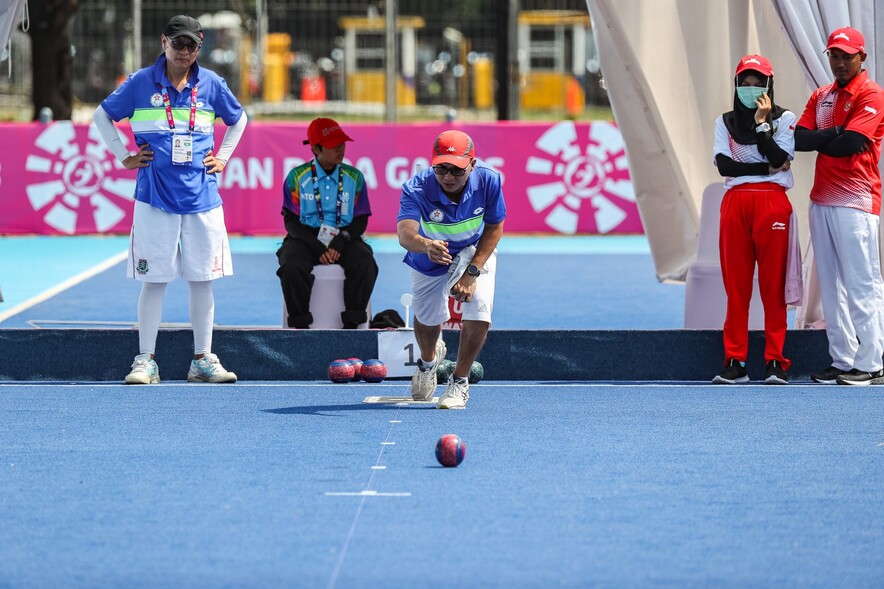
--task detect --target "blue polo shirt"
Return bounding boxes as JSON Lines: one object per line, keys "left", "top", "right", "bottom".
{"left": 282, "top": 158, "right": 371, "bottom": 227}
{"left": 100, "top": 54, "right": 243, "bottom": 214}
{"left": 398, "top": 161, "right": 506, "bottom": 276}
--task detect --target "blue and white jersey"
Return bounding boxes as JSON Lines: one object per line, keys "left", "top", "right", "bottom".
{"left": 100, "top": 54, "right": 244, "bottom": 214}
{"left": 282, "top": 158, "right": 371, "bottom": 228}
{"left": 398, "top": 160, "right": 506, "bottom": 276}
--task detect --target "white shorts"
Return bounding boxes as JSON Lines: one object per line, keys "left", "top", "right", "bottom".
{"left": 127, "top": 200, "right": 233, "bottom": 282}
{"left": 411, "top": 250, "right": 497, "bottom": 325}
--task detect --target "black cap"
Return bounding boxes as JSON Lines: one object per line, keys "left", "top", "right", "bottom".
{"left": 164, "top": 15, "right": 203, "bottom": 44}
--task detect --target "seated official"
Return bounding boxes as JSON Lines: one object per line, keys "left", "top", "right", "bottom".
{"left": 276, "top": 118, "right": 378, "bottom": 329}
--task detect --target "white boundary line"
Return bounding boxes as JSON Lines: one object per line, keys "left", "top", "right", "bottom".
{"left": 324, "top": 405, "right": 404, "bottom": 589}
{"left": 0, "top": 251, "right": 128, "bottom": 323}
{"left": 0, "top": 381, "right": 828, "bottom": 388}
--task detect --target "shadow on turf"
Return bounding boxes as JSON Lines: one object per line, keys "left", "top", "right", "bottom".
{"left": 262, "top": 403, "right": 420, "bottom": 416}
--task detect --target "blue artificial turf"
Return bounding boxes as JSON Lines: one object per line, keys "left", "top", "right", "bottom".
{"left": 0, "top": 382, "right": 881, "bottom": 587}
{"left": 0, "top": 247, "right": 685, "bottom": 329}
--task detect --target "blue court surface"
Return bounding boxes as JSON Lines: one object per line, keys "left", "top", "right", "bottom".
{"left": 0, "top": 382, "right": 881, "bottom": 587}
{"left": 1, "top": 235, "right": 881, "bottom": 586}
{"left": 0, "top": 235, "right": 682, "bottom": 329}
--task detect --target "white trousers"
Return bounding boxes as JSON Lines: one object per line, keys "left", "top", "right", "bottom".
{"left": 809, "top": 203, "right": 884, "bottom": 371}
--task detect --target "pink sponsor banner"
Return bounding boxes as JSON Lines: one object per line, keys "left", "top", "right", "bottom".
{"left": 0, "top": 121, "right": 641, "bottom": 235}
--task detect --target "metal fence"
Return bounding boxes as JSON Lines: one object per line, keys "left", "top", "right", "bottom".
{"left": 2, "top": 0, "right": 608, "bottom": 121}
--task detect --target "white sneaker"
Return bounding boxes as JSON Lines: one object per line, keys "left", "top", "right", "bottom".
{"left": 125, "top": 353, "right": 160, "bottom": 384}
{"left": 187, "top": 353, "right": 238, "bottom": 383}
{"left": 411, "top": 365, "right": 437, "bottom": 401}
{"left": 435, "top": 338, "right": 447, "bottom": 364}
{"left": 410, "top": 339, "right": 447, "bottom": 401}
{"left": 437, "top": 375, "right": 469, "bottom": 410}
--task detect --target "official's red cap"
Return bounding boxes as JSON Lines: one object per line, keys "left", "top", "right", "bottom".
{"left": 826, "top": 27, "right": 865, "bottom": 55}
{"left": 735, "top": 54, "right": 773, "bottom": 77}
{"left": 431, "top": 130, "right": 475, "bottom": 168}
{"left": 304, "top": 118, "right": 353, "bottom": 148}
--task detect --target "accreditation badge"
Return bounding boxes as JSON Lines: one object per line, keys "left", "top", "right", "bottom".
{"left": 171, "top": 134, "right": 193, "bottom": 166}
{"left": 317, "top": 223, "right": 340, "bottom": 247}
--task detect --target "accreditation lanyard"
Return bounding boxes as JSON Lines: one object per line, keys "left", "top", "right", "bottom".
{"left": 161, "top": 84, "right": 198, "bottom": 133}
{"left": 311, "top": 161, "right": 344, "bottom": 226}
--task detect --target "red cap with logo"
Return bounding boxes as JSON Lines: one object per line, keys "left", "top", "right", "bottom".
{"left": 826, "top": 27, "right": 865, "bottom": 55}
{"left": 735, "top": 54, "right": 773, "bottom": 77}
{"left": 304, "top": 118, "right": 353, "bottom": 148}
{"left": 431, "top": 130, "right": 475, "bottom": 168}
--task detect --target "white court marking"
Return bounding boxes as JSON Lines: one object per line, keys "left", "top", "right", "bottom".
{"left": 0, "top": 382, "right": 830, "bottom": 389}
{"left": 363, "top": 395, "right": 439, "bottom": 404}
{"left": 324, "top": 404, "right": 405, "bottom": 589}
{"left": 0, "top": 251, "right": 127, "bottom": 323}
{"left": 324, "top": 490, "right": 410, "bottom": 497}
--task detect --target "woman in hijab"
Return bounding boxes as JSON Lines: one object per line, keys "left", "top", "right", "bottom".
{"left": 711, "top": 54, "right": 797, "bottom": 384}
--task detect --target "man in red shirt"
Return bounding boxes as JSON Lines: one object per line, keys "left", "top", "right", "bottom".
{"left": 795, "top": 26, "right": 884, "bottom": 385}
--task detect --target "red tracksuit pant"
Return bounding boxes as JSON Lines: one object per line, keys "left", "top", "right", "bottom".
{"left": 719, "top": 182, "right": 792, "bottom": 370}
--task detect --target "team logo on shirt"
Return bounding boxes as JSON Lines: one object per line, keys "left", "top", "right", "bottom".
{"left": 524, "top": 120, "right": 637, "bottom": 233}
{"left": 150, "top": 93, "right": 163, "bottom": 107}
{"left": 23, "top": 121, "right": 136, "bottom": 234}
{"left": 771, "top": 221, "right": 786, "bottom": 231}
{"left": 473, "top": 207, "right": 484, "bottom": 215}
{"left": 430, "top": 209, "right": 445, "bottom": 222}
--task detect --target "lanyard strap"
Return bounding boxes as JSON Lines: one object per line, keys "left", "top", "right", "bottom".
{"left": 311, "top": 161, "right": 344, "bottom": 226}
{"left": 161, "top": 84, "right": 198, "bottom": 133}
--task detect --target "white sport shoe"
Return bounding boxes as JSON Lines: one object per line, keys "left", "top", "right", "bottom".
{"left": 434, "top": 338, "right": 447, "bottom": 364}
{"left": 410, "top": 339, "right": 447, "bottom": 401}
{"left": 437, "top": 375, "right": 469, "bottom": 410}
{"left": 187, "top": 353, "right": 238, "bottom": 383}
{"left": 125, "top": 353, "right": 160, "bottom": 384}
{"left": 411, "top": 365, "right": 437, "bottom": 401}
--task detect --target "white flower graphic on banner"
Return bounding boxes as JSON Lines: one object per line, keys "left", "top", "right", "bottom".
{"left": 24, "top": 122, "right": 135, "bottom": 234}
{"left": 525, "top": 121, "right": 635, "bottom": 234}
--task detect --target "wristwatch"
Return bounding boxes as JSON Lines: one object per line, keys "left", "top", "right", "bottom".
{"left": 755, "top": 122, "right": 771, "bottom": 133}
{"left": 466, "top": 264, "right": 480, "bottom": 277}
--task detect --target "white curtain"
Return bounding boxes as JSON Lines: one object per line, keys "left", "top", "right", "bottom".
{"left": 585, "top": 0, "right": 818, "bottom": 283}
{"left": 586, "top": 0, "right": 881, "bottom": 329}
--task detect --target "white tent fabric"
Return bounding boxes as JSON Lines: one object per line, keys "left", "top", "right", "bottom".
{"left": 0, "top": 0, "right": 27, "bottom": 75}
{"left": 585, "top": 0, "right": 819, "bottom": 283}
{"left": 585, "top": 0, "right": 880, "bottom": 301}
{"left": 773, "top": 1, "right": 878, "bottom": 87}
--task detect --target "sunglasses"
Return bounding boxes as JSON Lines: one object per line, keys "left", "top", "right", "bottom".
{"left": 169, "top": 38, "right": 200, "bottom": 52}
{"left": 432, "top": 164, "right": 468, "bottom": 177}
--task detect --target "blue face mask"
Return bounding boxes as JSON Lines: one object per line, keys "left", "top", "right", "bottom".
{"left": 736, "top": 86, "right": 767, "bottom": 109}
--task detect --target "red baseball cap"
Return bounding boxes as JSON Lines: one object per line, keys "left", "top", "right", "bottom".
{"left": 735, "top": 54, "right": 773, "bottom": 77}
{"left": 304, "top": 118, "right": 353, "bottom": 148}
{"left": 431, "top": 130, "right": 475, "bottom": 168}
{"left": 826, "top": 27, "right": 865, "bottom": 55}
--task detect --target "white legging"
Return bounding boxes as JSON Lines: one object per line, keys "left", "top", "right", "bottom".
{"left": 137, "top": 280, "right": 215, "bottom": 356}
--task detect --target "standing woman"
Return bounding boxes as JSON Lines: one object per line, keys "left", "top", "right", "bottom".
{"left": 712, "top": 54, "right": 797, "bottom": 384}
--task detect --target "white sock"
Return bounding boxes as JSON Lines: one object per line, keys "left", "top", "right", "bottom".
{"left": 137, "top": 282, "right": 166, "bottom": 355}
{"left": 419, "top": 357, "right": 437, "bottom": 371}
{"left": 189, "top": 280, "right": 215, "bottom": 355}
